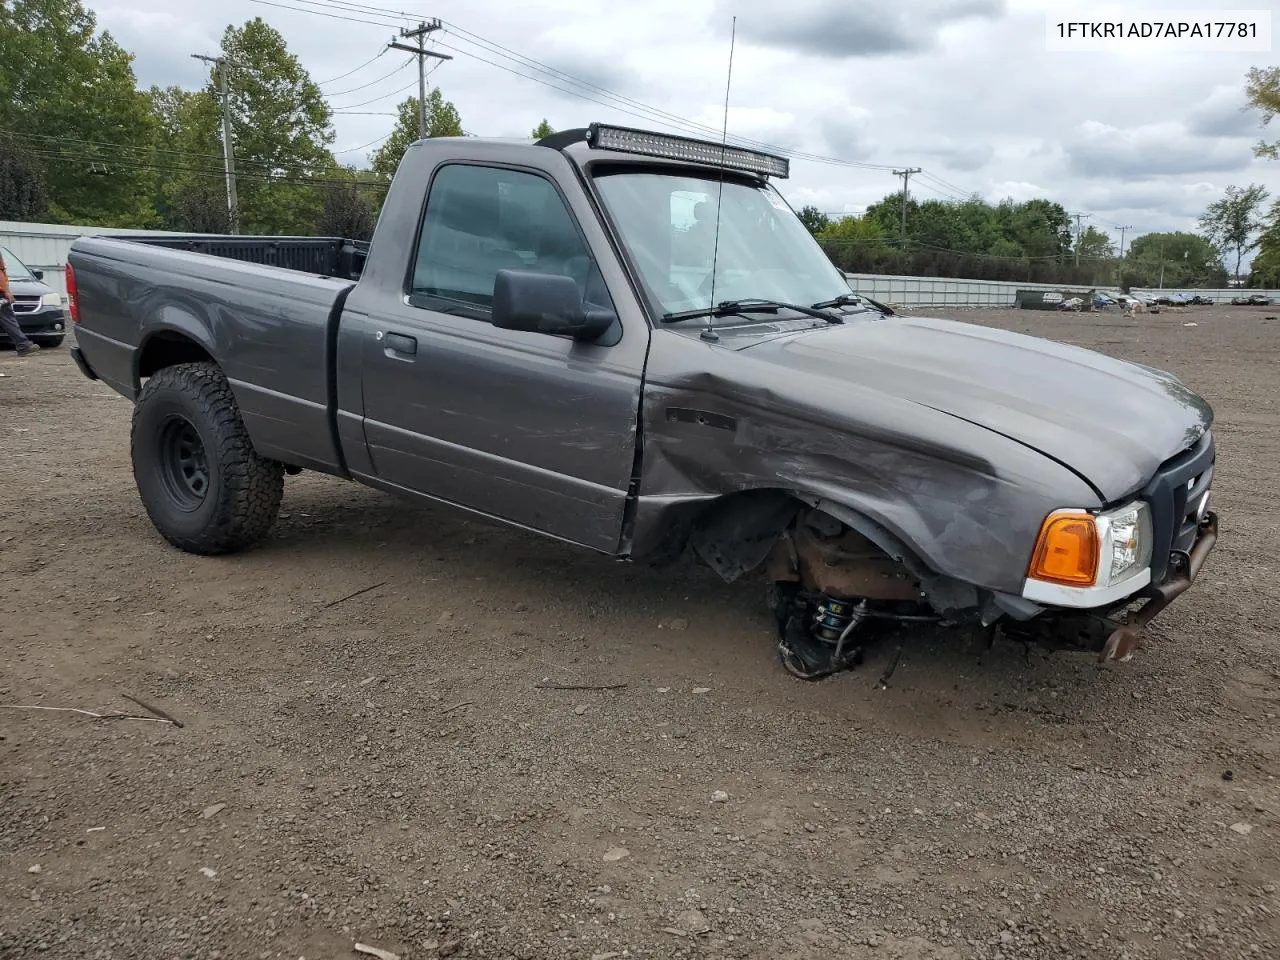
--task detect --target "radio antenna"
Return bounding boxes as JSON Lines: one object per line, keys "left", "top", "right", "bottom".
{"left": 702, "top": 15, "right": 736, "bottom": 344}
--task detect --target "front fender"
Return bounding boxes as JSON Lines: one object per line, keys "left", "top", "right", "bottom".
{"left": 634, "top": 378, "right": 1100, "bottom": 596}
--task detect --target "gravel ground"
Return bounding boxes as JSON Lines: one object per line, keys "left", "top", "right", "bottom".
{"left": 2, "top": 304, "right": 1278, "bottom": 960}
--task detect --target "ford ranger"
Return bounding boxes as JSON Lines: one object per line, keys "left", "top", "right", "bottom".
{"left": 65, "top": 123, "right": 1218, "bottom": 679}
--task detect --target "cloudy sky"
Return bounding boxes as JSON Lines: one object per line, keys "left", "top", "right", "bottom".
{"left": 92, "top": 0, "right": 1277, "bottom": 256}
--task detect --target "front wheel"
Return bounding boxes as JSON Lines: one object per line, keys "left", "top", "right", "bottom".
{"left": 35, "top": 335, "right": 64, "bottom": 349}
{"left": 131, "top": 361, "right": 283, "bottom": 554}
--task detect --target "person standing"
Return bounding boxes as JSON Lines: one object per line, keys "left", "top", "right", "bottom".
{"left": 0, "top": 248, "right": 39, "bottom": 356}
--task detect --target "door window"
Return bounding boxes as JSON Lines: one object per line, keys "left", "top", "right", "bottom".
{"left": 410, "top": 164, "right": 612, "bottom": 316}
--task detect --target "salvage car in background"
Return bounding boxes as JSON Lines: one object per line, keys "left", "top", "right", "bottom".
{"left": 0, "top": 245, "right": 69, "bottom": 349}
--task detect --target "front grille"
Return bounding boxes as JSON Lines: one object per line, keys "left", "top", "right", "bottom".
{"left": 11, "top": 296, "right": 39, "bottom": 314}
{"left": 1141, "top": 430, "right": 1214, "bottom": 583}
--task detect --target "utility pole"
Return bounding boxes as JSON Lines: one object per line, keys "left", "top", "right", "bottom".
{"left": 891, "top": 167, "right": 921, "bottom": 247}
{"left": 192, "top": 53, "right": 241, "bottom": 234}
{"left": 1070, "top": 212, "right": 1091, "bottom": 266}
{"left": 1115, "top": 224, "right": 1132, "bottom": 288}
{"left": 389, "top": 20, "right": 452, "bottom": 139}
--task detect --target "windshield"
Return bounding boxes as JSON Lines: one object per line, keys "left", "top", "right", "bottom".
{"left": 592, "top": 171, "right": 853, "bottom": 318}
{"left": 0, "top": 246, "right": 34, "bottom": 281}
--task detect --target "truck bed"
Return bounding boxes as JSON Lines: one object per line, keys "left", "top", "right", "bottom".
{"left": 69, "top": 235, "right": 358, "bottom": 475}
{"left": 134, "top": 234, "right": 369, "bottom": 281}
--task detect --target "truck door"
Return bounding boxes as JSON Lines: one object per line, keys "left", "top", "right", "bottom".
{"left": 347, "top": 161, "right": 648, "bottom": 554}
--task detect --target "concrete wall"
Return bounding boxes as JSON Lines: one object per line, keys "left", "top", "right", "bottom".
{"left": 843, "top": 273, "right": 1107, "bottom": 308}
{"left": 0, "top": 221, "right": 196, "bottom": 300}
{"left": 844, "top": 272, "right": 1280, "bottom": 308}
{"left": 3, "top": 221, "right": 1277, "bottom": 309}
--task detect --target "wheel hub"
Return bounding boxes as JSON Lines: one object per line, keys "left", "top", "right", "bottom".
{"left": 158, "top": 416, "right": 210, "bottom": 510}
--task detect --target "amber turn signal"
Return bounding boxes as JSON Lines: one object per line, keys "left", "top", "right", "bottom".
{"left": 1028, "top": 512, "right": 1099, "bottom": 586}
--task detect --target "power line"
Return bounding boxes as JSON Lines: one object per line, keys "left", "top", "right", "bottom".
{"left": 6, "top": 130, "right": 329, "bottom": 173}
{"left": 334, "top": 132, "right": 393, "bottom": 154}
{"left": 388, "top": 19, "right": 452, "bottom": 138}
{"left": 243, "top": 0, "right": 1011, "bottom": 195}
{"left": 246, "top": 0, "right": 404, "bottom": 29}
{"left": 315, "top": 48, "right": 386, "bottom": 85}
{"left": 912, "top": 179, "right": 965, "bottom": 202}
{"left": 324, "top": 56, "right": 414, "bottom": 97}
{"left": 246, "top": 0, "right": 908, "bottom": 172}
{"left": 916, "top": 170, "right": 974, "bottom": 198}
{"left": 25, "top": 147, "right": 388, "bottom": 189}
{"left": 329, "top": 76, "right": 419, "bottom": 110}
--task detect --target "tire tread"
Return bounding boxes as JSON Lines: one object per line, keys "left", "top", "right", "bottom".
{"left": 131, "top": 361, "right": 283, "bottom": 554}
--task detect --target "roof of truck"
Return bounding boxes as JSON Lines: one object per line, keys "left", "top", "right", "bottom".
{"left": 408, "top": 125, "right": 789, "bottom": 180}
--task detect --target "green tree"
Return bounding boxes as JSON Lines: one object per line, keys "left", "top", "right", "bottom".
{"left": 1125, "top": 232, "right": 1226, "bottom": 288}
{"left": 1250, "top": 234, "right": 1280, "bottom": 287}
{"left": 0, "top": 135, "right": 50, "bottom": 221}
{"left": 213, "top": 18, "right": 336, "bottom": 234}
{"left": 531, "top": 119, "right": 555, "bottom": 139}
{"left": 1075, "top": 225, "right": 1115, "bottom": 261}
{"left": 819, "top": 214, "right": 888, "bottom": 244}
{"left": 796, "top": 205, "right": 830, "bottom": 235}
{"left": 1198, "top": 183, "right": 1269, "bottom": 280}
{"left": 1005, "top": 199, "right": 1072, "bottom": 259}
{"left": 150, "top": 84, "right": 229, "bottom": 232}
{"left": 0, "top": 0, "right": 158, "bottom": 225}
{"left": 1249, "top": 199, "right": 1280, "bottom": 286}
{"left": 1246, "top": 66, "right": 1280, "bottom": 160}
{"left": 370, "top": 89, "right": 463, "bottom": 182}
{"left": 317, "top": 165, "right": 379, "bottom": 239}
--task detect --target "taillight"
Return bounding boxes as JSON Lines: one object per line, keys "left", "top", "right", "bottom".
{"left": 65, "top": 262, "right": 79, "bottom": 324}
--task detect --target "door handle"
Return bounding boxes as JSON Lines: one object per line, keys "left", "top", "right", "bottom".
{"left": 384, "top": 332, "right": 417, "bottom": 356}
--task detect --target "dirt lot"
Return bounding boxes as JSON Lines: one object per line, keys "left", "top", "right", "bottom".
{"left": 2, "top": 304, "right": 1278, "bottom": 960}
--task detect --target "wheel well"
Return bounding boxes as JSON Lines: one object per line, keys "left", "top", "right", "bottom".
{"left": 686, "top": 489, "right": 807, "bottom": 582}
{"left": 137, "top": 332, "right": 214, "bottom": 379}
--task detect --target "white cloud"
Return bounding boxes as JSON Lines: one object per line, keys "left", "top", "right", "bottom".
{"left": 88, "top": 0, "right": 1280, "bottom": 253}
{"left": 1064, "top": 120, "right": 1254, "bottom": 177}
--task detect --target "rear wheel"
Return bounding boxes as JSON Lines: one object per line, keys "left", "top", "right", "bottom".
{"left": 35, "top": 335, "right": 64, "bottom": 349}
{"left": 131, "top": 361, "right": 283, "bottom": 554}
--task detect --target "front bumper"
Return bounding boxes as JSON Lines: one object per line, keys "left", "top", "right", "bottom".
{"left": 1003, "top": 510, "right": 1218, "bottom": 660}
{"left": 1098, "top": 509, "right": 1217, "bottom": 661}
{"left": 0, "top": 306, "right": 69, "bottom": 341}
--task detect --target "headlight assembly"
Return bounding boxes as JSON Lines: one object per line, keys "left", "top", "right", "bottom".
{"left": 1029, "top": 502, "right": 1152, "bottom": 589}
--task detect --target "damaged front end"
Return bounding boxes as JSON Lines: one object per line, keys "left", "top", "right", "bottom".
{"left": 722, "top": 500, "right": 1218, "bottom": 681}
{"left": 762, "top": 510, "right": 947, "bottom": 680}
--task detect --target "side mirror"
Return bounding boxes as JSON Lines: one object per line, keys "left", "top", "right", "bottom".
{"left": 492, "top": 269, "right": 614, "bottom": 342}
{"left": 31, "top": 269, "right": 43, "bottom": 281}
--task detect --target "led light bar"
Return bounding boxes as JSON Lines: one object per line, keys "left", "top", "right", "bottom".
{"left": 585, "top": 123, "right": 790, "bottom": 179}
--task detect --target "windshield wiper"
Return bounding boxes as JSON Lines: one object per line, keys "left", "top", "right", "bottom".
{"left": 661, "top": 298, "right": 843, "bottom": 325}
{"left": 812, "top": 291, "right": 895, "bottom": 316}
{"left": 809, "top": 293, "right": 862, "bottom": 310}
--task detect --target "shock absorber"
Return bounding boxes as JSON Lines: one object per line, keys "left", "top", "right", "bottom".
{"left": 812, "top": 594, "right": 858, "bottom": 644}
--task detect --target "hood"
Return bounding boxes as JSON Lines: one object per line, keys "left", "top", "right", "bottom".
{"left": 10, "top": 278, "right": 52, "bottom": 296}
{"left": 739, "top": 314, "right": 1212, "bottom": 501}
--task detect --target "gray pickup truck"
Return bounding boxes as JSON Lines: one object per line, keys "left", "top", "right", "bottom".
{"left": 66, "top": 123, "right": 1218, "bottom": 679}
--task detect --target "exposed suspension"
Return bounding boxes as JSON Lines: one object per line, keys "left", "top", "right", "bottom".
{"left": 765, "top": 509, "right": 937, "bottom": 680}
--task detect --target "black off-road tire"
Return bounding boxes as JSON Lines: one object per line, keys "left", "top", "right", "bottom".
{"left": 131, "top": 361, "right": 283, "bottom": 554}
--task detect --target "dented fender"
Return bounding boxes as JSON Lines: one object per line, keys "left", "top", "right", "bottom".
{"left": 629, "top": 327, "right": 1102, "bottom": 597}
